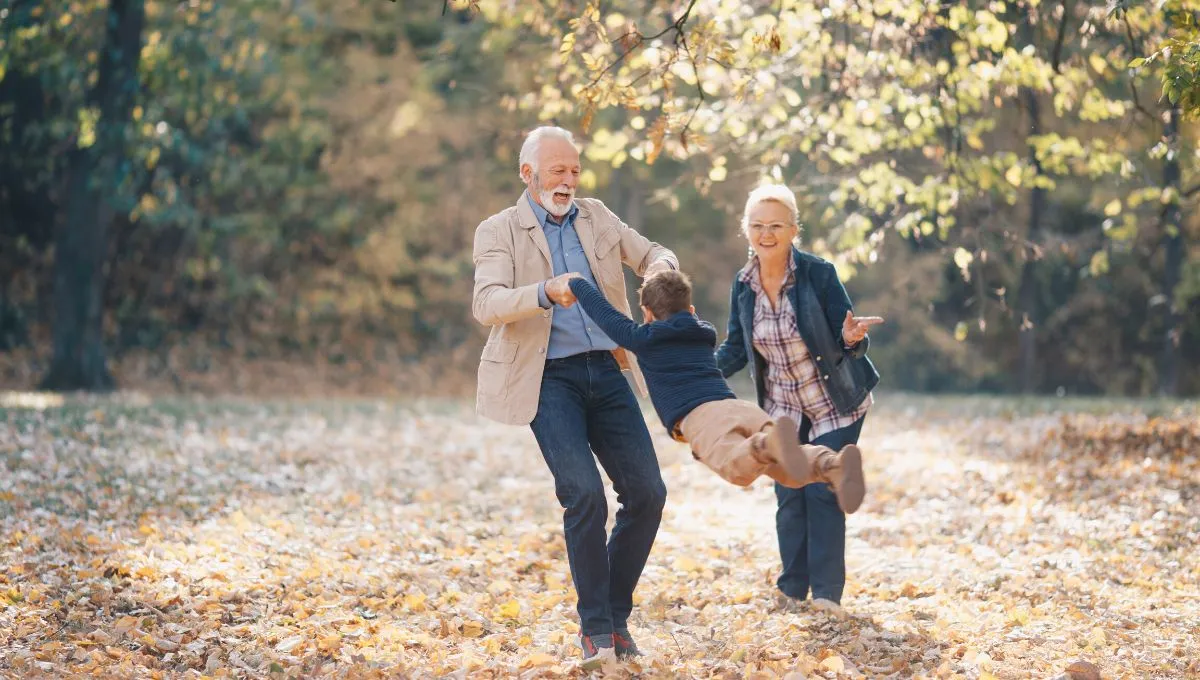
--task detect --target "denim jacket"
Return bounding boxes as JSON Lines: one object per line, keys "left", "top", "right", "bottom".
{"left": 715, "top": 248, "right": 879, "bottom": 414}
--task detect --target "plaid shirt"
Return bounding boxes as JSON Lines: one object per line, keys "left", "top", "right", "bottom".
{"left": 739, "top": 255, "right": 872, "bottom": 440}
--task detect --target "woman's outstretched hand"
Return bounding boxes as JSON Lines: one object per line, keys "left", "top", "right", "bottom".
{"left": 842, "top": 310, "right": 884, "bottom": 346}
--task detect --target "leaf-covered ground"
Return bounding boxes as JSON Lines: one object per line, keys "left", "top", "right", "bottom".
{"left": 1, "top": 393, "right": 1197, "bottom": 679}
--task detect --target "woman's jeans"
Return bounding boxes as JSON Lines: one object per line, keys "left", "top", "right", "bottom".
{"left": 774, "top": 415, "right": 865, "bottom": 603}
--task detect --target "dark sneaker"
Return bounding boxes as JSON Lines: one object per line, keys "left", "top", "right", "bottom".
{"left": 579, "top": 633, "right": 615, "bottom": 670}
{"left": 613, "top": 629, "right": 642, "bottom": 659}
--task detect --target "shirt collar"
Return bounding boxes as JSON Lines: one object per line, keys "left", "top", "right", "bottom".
{"left": 738, "top": 250, "right": 797, "bottom": 291}
{"left": 526, "top": 193, "right": 578, "bottom": 228}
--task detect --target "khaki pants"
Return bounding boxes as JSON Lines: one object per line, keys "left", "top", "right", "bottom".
{"left": 677, "top": 399, "right": 823, "bottom": 488}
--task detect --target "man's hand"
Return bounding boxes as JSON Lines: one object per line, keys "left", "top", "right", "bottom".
{"left": 545, "top": 272, "right": 583, "bottom": 307}
{"left": 643, "top": 259, "right": 676, "bottom": 279}
{"left": 842, "top": 310, "right": 884, "bottom": 346}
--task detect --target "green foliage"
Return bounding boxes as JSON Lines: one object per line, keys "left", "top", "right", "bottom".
{"left": 1129, "top": 0, "right": 1200, "bottom": 115}
{"left": 0, "top": 0, "right": 1197, "bottom": 395}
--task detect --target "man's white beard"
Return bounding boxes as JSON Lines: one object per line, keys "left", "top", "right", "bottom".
{"left": 537, "top": 185, "right": 575, "bottom": 218}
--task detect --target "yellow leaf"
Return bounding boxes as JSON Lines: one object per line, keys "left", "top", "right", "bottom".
{"left": 820, "top": 654, "right": 846, "bottom": 672}
{"left": 519, "top": 652, "right": 556, "bottom": 668}
{"left": 672, "top": 556, "right": 701, "bottom": 572}
{"left": 461, "top": 620, "right": 484, "bottom": 638}
{"left": 486, "top": 580, "right": 512, "bottom": 596}
{"left": 709, "top": 165, "right": 728, "bottom": 182}
{"left": 580, "top": 168, "right": 597, "bottom": 190}
{"left": 495, "top": 599, "right": 521, "bottom": 621}
{"left": 317, "top": 634, "right": 341, "bottom": 653}
{"left": 460, "top": 653, "right": 484, "bottom": 670}
{"left": 404, "top": 592, "right": 427, "bottom": 612}
{"left": 1005, "top": 164, "right": 1023, "bottom": 187}
{"left": 113, "top": 616, "right": 140, "bottom": 634}
{"left": 1103, "top": 199, "right": 1121, "bottom": 216}
{"left": 604, "top": 12, "right": 626, "bottom": 29}
{"left": 1008, "top": 606, "right": 1031, "bottom": 626}
{"left": 953, "top": 247, "right": 974, "bottom": 272}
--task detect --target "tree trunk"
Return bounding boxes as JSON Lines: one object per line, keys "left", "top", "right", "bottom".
{"left": 41, "top": 0, "right": 146, "bottom": 392}
{"left": 1013, "top": 0, "right": 1049, "bottom": 394}
{"left": 1015, "top": 93, "right": 1045, "bottom": 393}
{"left": 1158, "top": 105, "right": 1183, "bottom": 396}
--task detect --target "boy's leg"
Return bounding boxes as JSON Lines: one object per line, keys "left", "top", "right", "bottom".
{"left": 677, "top": 399, "right": 774, "bottom": 486}
{"left": 764, "top": 420, "right": 838, "bottom": 489}
{"left": 764, "top": 431, "right": 866, "bottom": 512}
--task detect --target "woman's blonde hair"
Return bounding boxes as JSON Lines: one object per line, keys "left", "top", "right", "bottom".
{"left": 741, "top": 184, "right": 800, "bottom": 234}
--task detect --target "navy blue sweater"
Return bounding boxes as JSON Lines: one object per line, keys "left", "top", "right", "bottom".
{"left": 568, "top": 278, "right": 736, "bottom": 435}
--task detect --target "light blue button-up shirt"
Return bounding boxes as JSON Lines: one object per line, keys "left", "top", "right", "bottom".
{"left": 530, "top": 195, "right": 618, "bottom": 359}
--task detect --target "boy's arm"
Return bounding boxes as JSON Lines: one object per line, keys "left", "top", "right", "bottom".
{"left": 567, "top": 278, "right": 652, "bottom": 352}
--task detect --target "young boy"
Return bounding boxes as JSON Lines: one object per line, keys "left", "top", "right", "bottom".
{"left": 566, "top": 271, "right": 866, "bottom": 513}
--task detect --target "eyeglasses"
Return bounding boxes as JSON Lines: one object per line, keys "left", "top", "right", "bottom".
{"left": 747, "top": 222, "right": 794, "bottom": 234}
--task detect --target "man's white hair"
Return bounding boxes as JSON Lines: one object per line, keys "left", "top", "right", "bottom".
{"left": 741, "top": 183, "right": 800, "bottom": 232}
{"left": 518, "top": 126, "right": 578, "bottom": 180}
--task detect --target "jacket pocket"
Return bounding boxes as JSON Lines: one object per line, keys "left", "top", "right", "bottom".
{"left": 830, "top": 353, "right": 866, "bottom": 410}
{"left": 592, "top": 227, "right": 623, "bottom": 288}
{"left": 594, "top": 227, "right": 620, "bottom": 259}
{"left": 478, "top": 340, "right": 518, "bottom": 397}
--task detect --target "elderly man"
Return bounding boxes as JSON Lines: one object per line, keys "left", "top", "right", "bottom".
{"left": 472, "top": 126, "right": 677, "bottom": 668}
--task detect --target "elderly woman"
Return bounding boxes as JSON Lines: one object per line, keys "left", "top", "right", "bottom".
{"left": 716, "top": 184, "right": 882, "bottom": 609}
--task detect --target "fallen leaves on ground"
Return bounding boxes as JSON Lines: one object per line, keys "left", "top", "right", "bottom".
{"left": 1, "top": 394, "right": 1197, "bottom": 678}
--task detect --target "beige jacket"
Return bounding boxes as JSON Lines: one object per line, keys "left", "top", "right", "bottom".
{"left": 472, "top": 191, "right": 679, "bottom": 425}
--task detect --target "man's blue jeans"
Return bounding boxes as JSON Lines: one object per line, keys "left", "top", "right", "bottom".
{"left": 774, "top": 415, "right": 865, "bottom": 604}
{"left": 529, "top": 351, "right": 667, "bottom": 636}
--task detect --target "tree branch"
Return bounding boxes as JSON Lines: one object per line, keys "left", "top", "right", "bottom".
{"left": 1122, "top": 10, "right": 1156, "bottom": 119}
{"left": 580, "top": 0, "right": 699, "bottom": 93}
{"left": 1051, "top": 0, "right": 1071, "bottom": 73}
{"left": 678, "top": 29, "right": 705, "bottom": 140}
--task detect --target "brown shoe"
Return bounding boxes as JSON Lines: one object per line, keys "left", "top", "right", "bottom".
{"left": 818, "top": 445, "right": 866, "bottom": 514}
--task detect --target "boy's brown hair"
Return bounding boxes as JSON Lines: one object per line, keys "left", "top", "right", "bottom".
{"left": 639, "top": 270, "right": 693, "bottom": 320}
